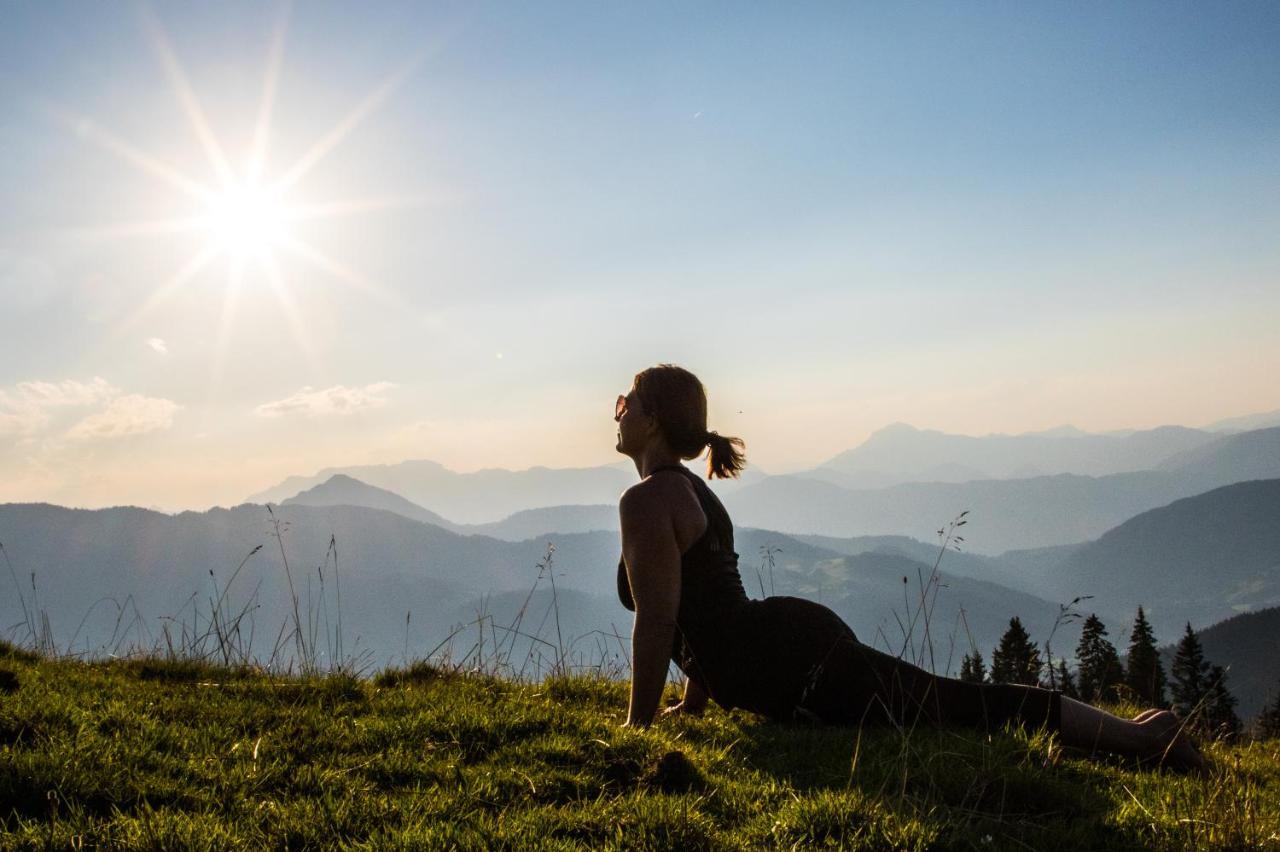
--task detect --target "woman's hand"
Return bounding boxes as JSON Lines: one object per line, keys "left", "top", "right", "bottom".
{"left": 659, "top": 700, "right": 704, "bottom": 720}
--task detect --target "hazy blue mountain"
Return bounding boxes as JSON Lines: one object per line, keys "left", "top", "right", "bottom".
{"left": 248, "top": 459, "right": 764, "bottom": 525}
{"left": 1158, "top": 607, "right": 1280, "bottom": 721}
{"left": 724, "top": 470, "right": 1192, "bottom": 554}
{"left": 799, "top": 464, "right": 991, "bottom": 491}
{"left": 789, "top": 533, "right": 1006, "bottom": 584}
{"left": 283, "top": 475, "right": 466, "bottom": 533}
{"left": 248, "top": 459, "right": 635, "bottom": 525}
{"left": 1204, "top": 409, "right": 1280, "bottom": 433}
{"left": 469, "top": 505, "right": 619, "bottom": 540}
{"left": 1026, "top": 479, "right": 1280, "bottom": 630}
{"left": 282, "top": 474, "right": 620, "bottom": 541}
{"left": 726, "top": 427, "right": 1280, "bottom": 553}
{"left": 0, "top": 501, "right": 1067, "bottom": 676}
{"left": 813, "top": 422, "right": 1217, "bottom": 488}
{"left": 1156, "top": 427, "right": 1280, "bottom": 482}
{"left": 987, "top": 543, "right": 1088, "bottom": 595}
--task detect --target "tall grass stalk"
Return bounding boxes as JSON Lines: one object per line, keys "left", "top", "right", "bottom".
{"left": 896, "top": 510, "right": 967, "bottom": 671}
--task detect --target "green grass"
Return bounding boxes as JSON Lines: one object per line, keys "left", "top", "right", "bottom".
{"left": 1, "top": 642, "right": 1278, "bottom": 849}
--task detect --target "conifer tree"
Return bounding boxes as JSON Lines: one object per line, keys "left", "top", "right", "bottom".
{"left": 1123, "top": 606, "right": 1166, "bottom": 707}
{"left": 1169, "top": 622, "right": 1209, "bottom": 718}
{"left": 1075, "top": 614, "right": 1124, "bottom": 703}
{"left": 1053, "top": 659, "right": 1079, "bottom": 699}
{"left": 1204, "top": 664, "right": 1241, "bottom": 740}
{"left": 1257, "top": 681, "right": 1280, "bottom": 740}
{"left": 990, "top": 617, "right": 1041, "bottom": 686}
{"left": 959, "top": 651, "right": 986, "bottom": 683}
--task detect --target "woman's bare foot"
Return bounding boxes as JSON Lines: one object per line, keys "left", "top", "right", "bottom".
{"left": 1138, "top": 710, "right": 1207, "bottom": 774}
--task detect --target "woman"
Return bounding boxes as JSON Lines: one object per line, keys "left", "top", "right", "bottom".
{"left": 614, "top": 363, "right": 1204, "bottom": 772}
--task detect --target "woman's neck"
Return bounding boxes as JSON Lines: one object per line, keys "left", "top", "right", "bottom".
{"left": 632, "top": 447, "right": 683, "bottom": 479}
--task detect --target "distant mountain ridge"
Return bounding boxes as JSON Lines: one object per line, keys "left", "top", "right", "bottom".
{"left": 1204, "top": 408, "right": 1280, "bottom": 433}
{"left": 1022, "top": 479, "right": 1280, "bottom": 629}
{"left": 284, "top": 475, "right": 466, "bottom": 532}
{"left": 282, "top": 475, "right": 619, "bottom": 540}
{"left": 269, "top": 426, "right": 1280, "bottom": 554}
{"left": 249, "top": 459, "right": 633, "bottom": 525}
{"left": 813, "top": 422, "right": 1218, "bottom": 489}
{"left": 724, "top": 427, "right": 1280, "bottom": 553}
{"left": 249, "top": 459, "right": 763, "bottom": 525}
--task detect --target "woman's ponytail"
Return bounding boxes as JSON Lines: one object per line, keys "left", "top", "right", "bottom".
{"left": 704, "top": 430, "right": 746, "bottom": 480}
{"left": 631, "top": 364, "right": 748, "bottom": 478}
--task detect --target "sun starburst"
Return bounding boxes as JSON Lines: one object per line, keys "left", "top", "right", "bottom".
{"left": 49, "top": 2, "right": 430, "bottom": 381}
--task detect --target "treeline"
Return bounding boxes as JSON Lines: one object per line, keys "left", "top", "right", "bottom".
{"left": 957, "top": 607, "right": 1280, "bottom": 740}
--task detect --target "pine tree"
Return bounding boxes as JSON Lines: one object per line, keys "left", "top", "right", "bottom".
{"left": 990, "top": 617, "right": 1041, "bottom": 686}
{"left": 959, "top": 651, "right": 986, "bottom": 683}
{"left": 1053, "top": 659, "right": 1079, "bottom": 699}
{"left": 1204, "top": 664, "right": 1241, "bottom": 740}
{"left": 1169, "top": 622, "right": 1210, "bottom": 719}
{"left": 1257, "top": 681, "right": 1280, "bottom": 740}
{"left": 1075, "top": 614, "right": 1124, "bottom": 704}
{"left": 1123, "top": 606, "right": 1166, "bottom": 707}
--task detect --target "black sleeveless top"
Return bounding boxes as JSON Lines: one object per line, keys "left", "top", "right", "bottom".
{"left": 616, "top": 464, "right": 750, "bottom": 692}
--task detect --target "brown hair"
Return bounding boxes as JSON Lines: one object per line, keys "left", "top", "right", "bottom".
{"left": 631, "top": 364, "right": 746, "bottom": 479}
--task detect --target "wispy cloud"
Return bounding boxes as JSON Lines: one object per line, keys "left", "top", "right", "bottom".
{"left": 66, "top": 394, "right": 181, "bottom": 440}
{"left": 0, "top": 378, "right": 180, "bottom": 443}
{"left": 254, "top": 382, "right": 395, "bottom": 418}
{"left": 0, "top": 378, "right": 118, "bottom": 437}
{"left": 147, "top": 337, "right": 168, "bottom": 354}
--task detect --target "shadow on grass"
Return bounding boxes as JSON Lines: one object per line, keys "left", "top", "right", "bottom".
{"left": 729, "top": 718, "right": 1141, "bottom": 848}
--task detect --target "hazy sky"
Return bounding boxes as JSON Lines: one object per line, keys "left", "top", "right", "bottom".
{"left": 2, "top": 2, "right": 1278, "bottom": 510}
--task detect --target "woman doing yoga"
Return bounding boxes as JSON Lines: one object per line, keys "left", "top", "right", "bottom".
{"left": 614, "top": 363, "right": 1204, "bottom": 772}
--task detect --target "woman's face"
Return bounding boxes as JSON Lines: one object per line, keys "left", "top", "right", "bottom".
{"left": 614, "top": 389, "right": 651, "bottom": 456}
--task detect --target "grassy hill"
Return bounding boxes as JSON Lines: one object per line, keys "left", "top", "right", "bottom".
{"left": 2, "top": 643, "right": 1277, "bottom": 849}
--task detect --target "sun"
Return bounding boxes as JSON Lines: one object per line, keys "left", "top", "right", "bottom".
{"left": 203, "top": 181, "right": 290, "bottom": 257}
{"left": 52, "top": 4, "right": 427, "bottom": 377}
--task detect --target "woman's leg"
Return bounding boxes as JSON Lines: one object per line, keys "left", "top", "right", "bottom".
{"left": 1060, "top": 699, "right": 1205, "bottom": 772}
{"left": 801, "top": 637, "right": 1061, "bottom": 733}
{"left": 803, "top": 637, "right": 1205, "bottom": 771}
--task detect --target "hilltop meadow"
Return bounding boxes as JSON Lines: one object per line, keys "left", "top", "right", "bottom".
{"left": 2, "top": 634, "right": 1279, "bottom": 849}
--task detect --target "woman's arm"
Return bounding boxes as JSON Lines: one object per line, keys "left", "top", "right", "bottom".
{"left": 619, "top": 483, "right": 682, "bottom": 727}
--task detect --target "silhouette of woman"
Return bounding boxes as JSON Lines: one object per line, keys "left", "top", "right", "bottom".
{"left": 614, "top": 363, "right": 1203, "bottom": 771}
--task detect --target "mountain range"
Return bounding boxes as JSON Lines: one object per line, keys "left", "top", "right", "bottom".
{"left": 723, "top": 427, "right": 1280, "bottom": 552}
{"left": 4, "top": 475, "right": 1277, "bottom": 714}
{"left": 810, "top": 422, "right": 1218, "bottom": 488}
{"left": 249, "top": 459, "right": 763, "bottom": 525}
{"left": 248, "top": 425, "right": 1280, "bottom": 554}
{"left": 282, "top": 475, "right": 619, "bottom": 541}
{"left": 5, "top": 413, "right": 1278, "bottom": 718}
{"left": 0, "top": 500, "right": 1068, "bottom": 681}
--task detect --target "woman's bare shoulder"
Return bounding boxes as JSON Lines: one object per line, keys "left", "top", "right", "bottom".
{"left": 620, "top": 471, "right": 701, "bottom": 518}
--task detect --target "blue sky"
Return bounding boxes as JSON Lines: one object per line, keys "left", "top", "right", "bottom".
{"left": 1, "top": 2, "right": 1278, "bottom": 508}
